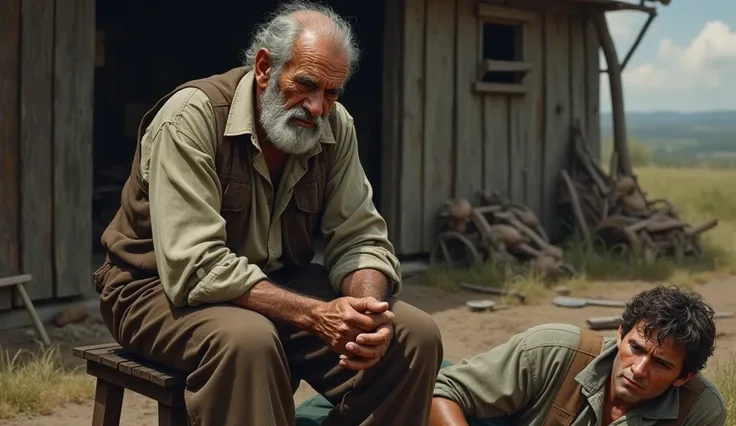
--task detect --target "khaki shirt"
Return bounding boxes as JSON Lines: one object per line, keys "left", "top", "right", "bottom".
{"left": 138, "top": 70, "right": 401, "bottom": 306}
{"left": 434, "top": 323, "right": 727, "bottom": 426}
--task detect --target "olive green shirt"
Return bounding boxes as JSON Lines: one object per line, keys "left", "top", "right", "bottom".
{"left": 138, "top": 70, "right": 401, "bottom": 307}
{"left": 434, "top": 323, "right": 726, "bottom": 426}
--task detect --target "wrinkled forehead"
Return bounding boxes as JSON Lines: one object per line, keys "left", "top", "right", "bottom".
{"left": 287, "top": 30, "right": 350, "bottom": 84}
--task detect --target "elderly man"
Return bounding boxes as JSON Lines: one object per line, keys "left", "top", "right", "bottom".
{"left": 429, "top": 285, "right": 726, "bottom": 426}
{"left": 93, "top": 2, "right": 442, "bottom": 425}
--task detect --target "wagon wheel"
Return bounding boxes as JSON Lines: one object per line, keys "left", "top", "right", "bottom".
{"left": 668, "top": 229, "right": 687, "bottom": 264}
{"left": 592, "top": 215, "right": 642, "bottom": 258}
{"left": 639, "top": 231, "right": 659, "bottom": 264}
{"left": 429, "top": 231, "right": 482, "bottom": 268}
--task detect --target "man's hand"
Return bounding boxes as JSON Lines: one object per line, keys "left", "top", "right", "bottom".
{"left": 310, "top": 296, "right": 394, "bottom": 365}
{"left": 339, "top": 322, "right": 394, "bottom": 370}
{"left": 336, "top": 269, "right": 396, "bottom": 370}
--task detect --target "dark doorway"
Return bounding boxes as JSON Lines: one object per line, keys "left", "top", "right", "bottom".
{"left": 92, "top": 0, "right": 386, "bottom": 251}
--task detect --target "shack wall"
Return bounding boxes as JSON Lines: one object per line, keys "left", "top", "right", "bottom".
{"left": 0, "top": 0, "right": 95, "bottom": 310}
{"left": 393, "top": 0, "right": 601, "bottom": 255}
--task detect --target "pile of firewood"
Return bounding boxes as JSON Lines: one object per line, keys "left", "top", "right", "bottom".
{"left": 430, "top": 191, "right": 576, "bottom": 278}
{"left": 557, "top": 120, "right": 718, "bottom": 263}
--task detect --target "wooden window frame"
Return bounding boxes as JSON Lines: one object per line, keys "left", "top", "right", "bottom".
{"left": 474, "top": 4, "right": 533, "bottom": 95}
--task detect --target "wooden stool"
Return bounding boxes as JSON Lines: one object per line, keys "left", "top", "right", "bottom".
{"left": 73, "top": 343, "right": 189, "bottom": 426}
{"left": 0, "top": 274, "right": 50, "bottom": 345}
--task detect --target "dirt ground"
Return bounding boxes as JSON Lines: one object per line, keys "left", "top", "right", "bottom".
{"left": 2, "top": 276, "right": 736, "bottom": 426}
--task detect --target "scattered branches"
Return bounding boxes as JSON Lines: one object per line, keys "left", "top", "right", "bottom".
{"left": 558, "top": 120, "right": 718, "bottom": 263}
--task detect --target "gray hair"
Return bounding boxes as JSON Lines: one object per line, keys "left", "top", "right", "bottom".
{"left": 242, "top": 1, "right": 360, "bottom": 81}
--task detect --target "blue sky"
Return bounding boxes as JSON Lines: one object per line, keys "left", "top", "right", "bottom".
{"left": 601, "top": 0, "right": 736, "bottom": 112}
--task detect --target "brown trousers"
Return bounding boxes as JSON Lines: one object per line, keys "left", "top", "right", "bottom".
{"left": 97, "top": 262, "right": 443, "bottom": 426}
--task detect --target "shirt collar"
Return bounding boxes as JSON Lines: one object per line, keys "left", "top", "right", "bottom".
{"left": 575, "top": 338, "right": 681, "bottom": 420}
{"left": 223, "top": 69, "right": 336, "bottom": 146}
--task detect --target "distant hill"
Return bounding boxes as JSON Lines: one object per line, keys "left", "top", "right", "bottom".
{"left": 600, "top": 110, "right": 736, "bottom": 167}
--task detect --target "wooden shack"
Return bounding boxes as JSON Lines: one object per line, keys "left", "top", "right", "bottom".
{"left": 381, "top": 0, "right": 662, "bottom": 255}
{"left": 0, "top": 0, "right": 662, "bottom": 311}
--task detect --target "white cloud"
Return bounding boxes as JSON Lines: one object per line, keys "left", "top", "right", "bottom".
{"left": 606, "top": 11, "right": 640, "bottom": 38}
{"left": 600, "top": 19, "right": 736, "bottom": 111}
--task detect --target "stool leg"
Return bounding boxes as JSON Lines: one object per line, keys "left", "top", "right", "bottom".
{"left": 91, "top": 378, "right": 124, "bottom": 426}
{"left": 15, "top": 283, "right": 51, "bottom": 345}
{"left": 158, "top": 402, "right": 189, "bottom": 426}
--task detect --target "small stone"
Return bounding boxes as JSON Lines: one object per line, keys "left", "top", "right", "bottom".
{"left": 554, "top": 286, "right": 571, "bottom": 296}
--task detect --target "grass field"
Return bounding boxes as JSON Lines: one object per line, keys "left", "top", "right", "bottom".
{"left": 635, "top": 166, "right": 736, "bottom": 266}
{"left": 710, "top": 358, "right": 736, "bottom": 425}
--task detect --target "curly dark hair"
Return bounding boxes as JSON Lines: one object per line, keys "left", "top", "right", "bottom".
{"left": 620, "top": 285, "right": 716, "bottom": 376}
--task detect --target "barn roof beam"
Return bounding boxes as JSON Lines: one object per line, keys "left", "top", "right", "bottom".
{"left": 568, "top": 0, "right": 657, "bottom": 14}
{"left": 579, "top": 0, "right": 659, "bottom": 72}
{"left": 618, "top": 10, "right": 657, "bottom": 71}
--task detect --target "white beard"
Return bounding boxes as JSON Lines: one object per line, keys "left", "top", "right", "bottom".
{"left": 258, "top": 76, "right": 329, "bottom": 155}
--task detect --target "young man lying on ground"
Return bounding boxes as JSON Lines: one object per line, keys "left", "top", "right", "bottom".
{"left": 429, "top": 285, "right": 727, "bottom": 426}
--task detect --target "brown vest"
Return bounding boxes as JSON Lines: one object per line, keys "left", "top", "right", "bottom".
{"left": 95, "top": 66, "right": 333, "bottom": 290}
{"left": 542, "top": 330, "right": 706, "bottom": 426}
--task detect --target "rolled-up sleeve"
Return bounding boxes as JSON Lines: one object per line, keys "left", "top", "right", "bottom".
{"left": 146, "top": 88, "right": 267, "bottom": 307}
{"left": 433, "top": 331, "right": 536, "bottom": 418}
{"left": 320, "top": 105, "right": 402, "bottom": 295}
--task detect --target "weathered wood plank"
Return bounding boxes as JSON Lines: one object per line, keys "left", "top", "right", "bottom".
{"left": 508, "top": 96, "right": 525, "bottom": 204}
{"left": 570, "top": 15, "right": 587, "bottom": 144}
{"left": 477, "top": 3, "right": 534, "bottom": 23}
{"left": 0, "top": 274, "right": 31, "bottom": 288}
{"left": 399, "top": 0, "right": 426, "bottom": 255}
{"left": 53, "top": 0, "right": 95, "bottom": 297}
{"left": 20, "top": 0, "right": 55, "bottom": 303}
{"left": 483, "top": 95, "right": 510, "bottom": 196}
{"left": 73, "top": 343, "right": 121, "bottom": 358}
{"left": 522, "top": 12, "right": 544, "bottom": 215}
{"left": 0, "top": 0, "right": 21, "bottom": 311}
{"left": 542, "top": 12, "right": 572, "bottom": 239}
{"left": 504, "top": 0, "right": 584, "bottom": 16}
{"left": 454, "top": 0, "right": 483, "bottom": 204}
{"left": 422, "top": 0, "right": 456, "bottom": 252}
{"left": 585, "top": 18, "right": 601, "bottom": 163}
{"left": 380, "top": 0, "right": 403, "bottom": 246}
{"left": 473, "top": 82, "right": 529, "bottom": 94}
{"left": 86, "top": 363, "right": 185, "bottom": 407}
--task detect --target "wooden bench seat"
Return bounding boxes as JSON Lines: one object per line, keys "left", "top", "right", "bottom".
{"left": 73, "top": 343, "right": 188, "bottom": 426}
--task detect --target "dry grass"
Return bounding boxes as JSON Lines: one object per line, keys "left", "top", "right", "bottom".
{"left": 636, "top": 166, "right": 736, "bottom": 271}
{"left": 424, "top": 165, "right": 736, "bottom": 295}
{"left": 706, "top": 355, "right": 736, "bottom": 425}
{"left": 0, "top": 344, "right": 95, "bottom": 420}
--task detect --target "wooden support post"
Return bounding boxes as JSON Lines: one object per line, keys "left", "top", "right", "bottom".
{"left": 590, "top": 9, "right": 632, "bottom": 177}
{"left": 0, "top": 274, "right": 51, "bottom": 345}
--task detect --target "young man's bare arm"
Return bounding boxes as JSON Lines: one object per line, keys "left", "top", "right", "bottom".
{"left": 429, "top": 397, "right": 470, "bottom": 426}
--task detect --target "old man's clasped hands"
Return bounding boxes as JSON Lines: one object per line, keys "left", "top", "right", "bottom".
{"left": 311, "top": 296, "right": 395, "bottom": 371}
